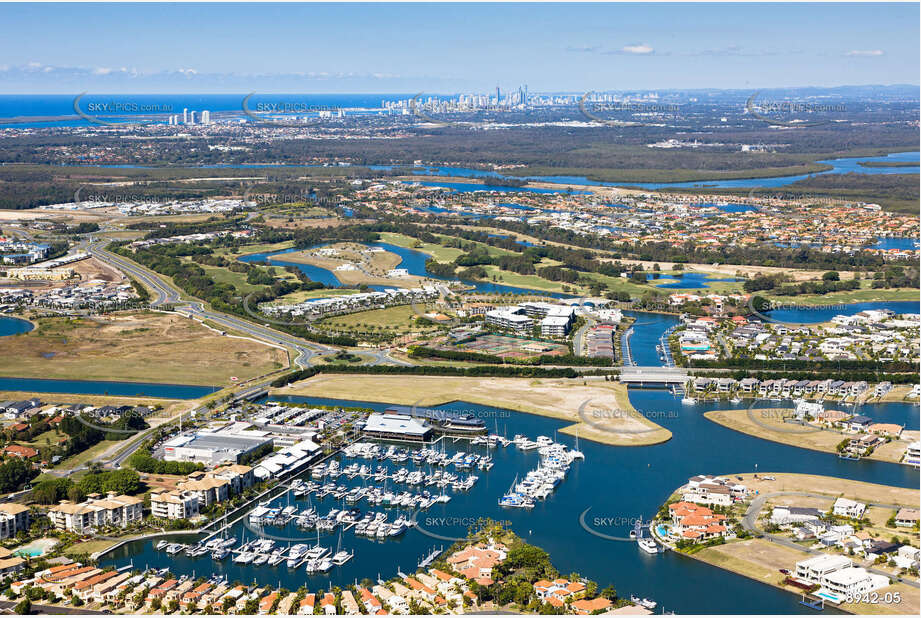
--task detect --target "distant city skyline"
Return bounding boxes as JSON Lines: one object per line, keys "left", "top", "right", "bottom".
{"left": 0, "top": 2, "right": 917, "bottom": 94}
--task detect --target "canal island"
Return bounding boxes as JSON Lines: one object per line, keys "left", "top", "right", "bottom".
{"left": 0, "top": 6, "right": 920, "bottom": 616}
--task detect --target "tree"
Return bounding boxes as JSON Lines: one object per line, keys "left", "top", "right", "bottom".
{"left": 14, "top": 599, "right": 31, "bottom": 615}
{"left": 823, "top": 271, "right": 840, "bottom": 281}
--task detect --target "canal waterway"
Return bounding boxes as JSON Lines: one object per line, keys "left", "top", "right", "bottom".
{"left": 100, "top": 391, "right": 919, "bottom": 614}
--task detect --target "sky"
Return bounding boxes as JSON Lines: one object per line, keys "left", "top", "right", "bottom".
{"left": 0, "top": 2, "right": 918, "bottom": 93}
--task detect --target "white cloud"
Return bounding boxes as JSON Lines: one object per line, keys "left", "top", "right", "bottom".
{"left": 621, "top": 44, "right": 654, "bottom": 55}
{"left": 845, "top": 49, "right": 884, "bottom": 57}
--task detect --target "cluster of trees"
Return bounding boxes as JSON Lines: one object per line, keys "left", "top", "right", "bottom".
{"left": 271, "top": 363, "right": 584, "bottom": 387}
{"left": 0, "top": 458, "right": 38, "bottom": 493}
{"left": 745, "top": 272, "right": 862, "bottom": 295}
{"left": 872, "top": 264, "right": 919, "bottom": 289}
{"left": 127, "top": 451, "right": 204, "bottom": 476}
{"left": 114, "top": 242, "right": 356, "bottom": 347}
{"left": 408, "top": 346, "right": 613, "bottom": 367}
{"left": 57, "top": 413, "right": 147, "bottom": 458}
{"left": 31, "top": 468, "right": 143, "bottom": 505}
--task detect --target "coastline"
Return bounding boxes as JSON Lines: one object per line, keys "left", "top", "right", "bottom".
{"left": 703, "top": 409, "right": 917, "bottom": 465}
{"left": 274, "top": 374, "right": 672, "bottom": 447}
{"left": 655, "top": 473, "right": 920, "bottom": 615}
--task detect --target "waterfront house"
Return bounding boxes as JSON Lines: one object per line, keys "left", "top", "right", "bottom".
{"left": 874, "top": 382, "right": 893, "bottom": 397}
{"left": 183, "top": 583, "right": 212, "bottom": 611}
{"left": 357, "top": 587, "right": 383, "bottom": 614}
{"left": 904, "top": 441, "right": 920, "bottom": 466}
{"left": 867, "top": 423, "right": 902, "bottom": 437}
{"left": 815, "top": 409, "right": 849, "bottom": 425}
{"left": 795, "top": 554, "right": 852, "bottom": 584}
{"left": 848, "top": 434, "right": 882, "bottom": 454}
{"left": 341, "top": 590, "right": 360, "bottom": 615}
{"left": 894, "top": 508, "right": 920, "bottom": 528}
{"left": 668, "top": 501, "right": 730, "bottom": 541}
{"left": 847, "top": 415, "right": 873, "bottom": 432}
{"left": 258, "top": 591, "right": 278, "bottom": 614}
{"left": 692, "top": 377, "right": 713, "bottom": 392}
{"left": 404, "top": 576, "right": 437, "bottom": 603}
{"left": 297, "top": 593, "right": 315, "bottom": 615}
{"left": 832, "top": 498, "right": 867, "bottom": 519}
{"left": 820, "top": 567, "right": 888, "bottom": 601}
{"left": 739, "top": 378, "right": 759, "bottom": 392}
{"left": 570, "top": 597, "right": 613, "bottom": 614}
{"left": 770, "top": 506, "right": 822, "bottom": 527}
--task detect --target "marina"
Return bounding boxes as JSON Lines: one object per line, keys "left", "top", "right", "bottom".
{"left": 100, "top": 390, "right": 917, "bottom": 615}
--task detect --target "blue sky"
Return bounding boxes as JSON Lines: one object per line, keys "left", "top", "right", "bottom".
{"left": 0, "top": 2, "right": 917, "bottom": 93}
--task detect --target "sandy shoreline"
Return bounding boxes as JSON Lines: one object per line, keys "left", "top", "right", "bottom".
{"left": 273, "top": 374, "right": 672, "bottom": 447}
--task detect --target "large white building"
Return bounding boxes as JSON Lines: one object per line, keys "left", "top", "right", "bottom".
{"left": 485, "top": 308, "right": 533, "bottom": 333}
{"left": 820, "top": 567, "right": 887, "bottom": 600}
{"left": 540, "top": 315, "right": 571, "bottom": 337}
{"left": 150, "top": 489, "right": 200, "bottom": 520}
{"left": 0, "top": 504, "right": 30, "bottom": 540}
{"left": 48, "top": 493, "right": 143, "bottom": 533}
{"left": 795, "top": 554, "right": 853, "bottom": 584}
{"left": 362, "top": 413, "right": 432, "bottom": 442}
{"left": 163, "top": 430, "right": 272, "bottom": 466}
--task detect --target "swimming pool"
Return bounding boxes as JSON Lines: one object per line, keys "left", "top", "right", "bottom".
{"left": 12, "top": 537, "right": 58, "bottom": 557}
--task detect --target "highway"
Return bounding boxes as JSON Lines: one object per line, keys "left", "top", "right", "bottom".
{"left": 86, "top": 240, "right": 335, "bottom": 368}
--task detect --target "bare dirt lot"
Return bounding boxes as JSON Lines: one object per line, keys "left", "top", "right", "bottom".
{"left": 0, "top": 311, "right": 287, "bottom": 385}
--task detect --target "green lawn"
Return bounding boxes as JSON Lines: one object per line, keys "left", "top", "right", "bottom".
{"left": 22, "top": 429, "right": 63, "bottom": 448}
{"left": 764, "top": 287, "right": 919, "bottom": 305}
{"left": 218, "top": 240, "right": 296, "bottom": 258}
{"left": 377, "top": 232, "right": 465, "bottom": 263}
{"left": 54, "top": 440, "right": 120, "bottom": 471}
{"left": 191, "top": 260, "right": 301, "bottom": 294}
{"left": 319, "top": 304, "right": 439, "bottom": 333}
{"left": 479, "top": 266, "right": 573, "bottom": 293}
{"left": 268, "top": 288, "right": 363, "bottom": 305}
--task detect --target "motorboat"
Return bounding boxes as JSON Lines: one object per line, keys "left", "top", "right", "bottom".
{"left": 637, "top": 538, "right": 661, "bottom": 554}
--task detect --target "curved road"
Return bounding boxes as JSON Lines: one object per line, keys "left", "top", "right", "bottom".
{"left": 742, "top": 491, "right": 919, "bottom": 589}
{"left": 87, "top": 239, "right": 334, "bottom": 368}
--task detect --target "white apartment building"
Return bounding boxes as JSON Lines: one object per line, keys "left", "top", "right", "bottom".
{"left": 150, "top": 490, "right": 200, "bottom": 520}
{"left": 48, "top": 493, "right": 143, "bottom": 532}
{"left": 540, "top": 315, "right": 571, "bottom": 337}
{"left": 485, "top": 308, "right": 533, "bottom": 333}
{"left": 0, "top": 503, "right": 30, "bottom": 540}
